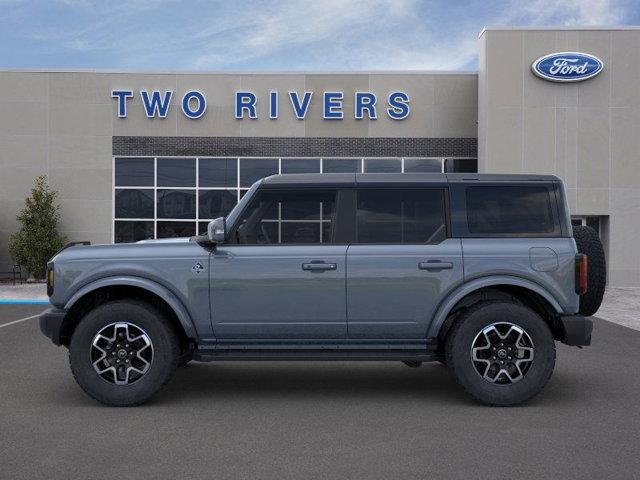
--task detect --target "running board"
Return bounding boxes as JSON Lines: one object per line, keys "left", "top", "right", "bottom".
{"left": 193, "top": 348, "right": 438, "bottom": 362}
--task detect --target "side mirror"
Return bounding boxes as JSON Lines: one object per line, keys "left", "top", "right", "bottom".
{"left": 207, "top": 217, "right": 226, "bottom": 243}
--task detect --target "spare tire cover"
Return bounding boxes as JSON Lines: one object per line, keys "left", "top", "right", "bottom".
{"left": 572, "top": 225, "right": 606, "bottom": 316}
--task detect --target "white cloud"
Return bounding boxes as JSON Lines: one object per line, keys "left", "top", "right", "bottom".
{"left": 10, "top": 0, "right": 631, "bottom": 70}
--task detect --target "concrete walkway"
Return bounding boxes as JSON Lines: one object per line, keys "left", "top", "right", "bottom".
{"left": 596, "top": 287, "right": 640, "bottom": 331}
{"left": 0, "top": 283, "right": 638, "bottom": 330}
{"left": 0, "top": 283, "right": 48, "bottom": 303}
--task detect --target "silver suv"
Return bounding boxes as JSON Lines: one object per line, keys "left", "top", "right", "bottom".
{"left": 40, "top": 173, "right": 605, "bottom": 406}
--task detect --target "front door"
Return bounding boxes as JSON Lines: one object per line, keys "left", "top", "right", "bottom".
{"left": 346, "top": 188, "right": 463, "bottom": 339}
{"left": 211, "top": 188, "right": 347, "bottom": 339}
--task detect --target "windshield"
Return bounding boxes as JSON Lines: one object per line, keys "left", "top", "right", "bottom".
{"left": 225, "top": 181, "right": 260, "bottom": 230}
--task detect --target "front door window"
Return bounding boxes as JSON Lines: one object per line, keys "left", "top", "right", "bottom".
{"left": 234, "top": 190, "right": 336, "bottom": 245}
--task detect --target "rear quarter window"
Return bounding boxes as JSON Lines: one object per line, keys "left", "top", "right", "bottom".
{"left": 465, "top": 185, "right": 557, "bottom": 235}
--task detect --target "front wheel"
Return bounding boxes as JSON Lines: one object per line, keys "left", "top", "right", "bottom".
{"left": 445, "top": 301, "right": 556, "bottom": 406}
{"left": 69, "top": 300, "right": 180, "bottom": 406}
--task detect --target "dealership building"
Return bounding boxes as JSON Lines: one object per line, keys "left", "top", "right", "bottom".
{"left": 0, "top": 26, "right": 639, "bottom": 285}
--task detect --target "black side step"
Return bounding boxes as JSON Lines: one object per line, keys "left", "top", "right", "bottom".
{"left": 193, "top": 349, "right": 437, "bottom": 362}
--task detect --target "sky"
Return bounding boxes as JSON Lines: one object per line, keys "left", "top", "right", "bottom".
{"left": 0, "top": 0, "right": 638, "bottom": 71}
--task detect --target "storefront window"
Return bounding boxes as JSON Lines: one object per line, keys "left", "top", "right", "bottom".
{"left": 281, "top": 158, "right": 320, "bottom": 174}
{"left": 113, "top": 156, "right": 476, "bottom": 242}
{"left": 404, "top": 158, "right": 442, "bottom": 173}
{"left": 199, "top": 158, "right": 237, "bottom": 187}
{"left": 322, "top": 158, "right": 360, "bottom": 173}
{"left": 240, "top": 158, "right": 279, "bottom": 187}
{"left": 364, "top": 158, "right": 401, "bottom": 173}
{"left": 157, "top": 158, "right": 196, "bottom": 187}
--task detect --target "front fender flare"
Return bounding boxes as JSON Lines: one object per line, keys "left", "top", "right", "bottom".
{"left": 426, "top": 275, "right": 563, "bottom": 339}
{"left": 64, "top": 276, "right": 197, "bottom": 338}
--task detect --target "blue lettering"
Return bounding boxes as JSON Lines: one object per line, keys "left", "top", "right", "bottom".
{"left": 111, "top": 90, "right": 133, "bottom": 118}
{"left": 269, "top": 91, "right": 278, "bottom": 119}
{"left": 289, "top": 91, "right": 313, "bottom": 119}
{"left": 140, "top": 90, "right": 173, "bottom": 118}
{"left": 387, "top": 91, "right": 410, "bottom": 120}
{"left": 323, "top": 92, "right": 343, "bottom": 119}
{"left": 235, "top": 91, "right": 257, "bottom": 119}
{"left": 181, "top": 90, "right": 206, "bottom": 119}
{"left": 355, "top": 92, "right": 377, "bottom": 120}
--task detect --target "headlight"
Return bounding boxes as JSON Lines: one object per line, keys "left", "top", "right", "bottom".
{"left": 46, "top": 262, "right": 55, "bottom": 297}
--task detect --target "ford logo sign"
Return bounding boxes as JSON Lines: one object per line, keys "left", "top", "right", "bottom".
{"left": 532, "top": 52, "right": 603, "bottom": 82}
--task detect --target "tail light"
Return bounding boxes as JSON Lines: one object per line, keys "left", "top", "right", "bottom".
{"left": 575, "top": 254, "right": 588, "bottom": 295}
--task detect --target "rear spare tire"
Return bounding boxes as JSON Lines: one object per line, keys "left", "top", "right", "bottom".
{"left": 573, "top": 225, "right": 606, "bottom": 316}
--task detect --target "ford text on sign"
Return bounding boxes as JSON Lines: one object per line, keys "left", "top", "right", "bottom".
{"left": 531, "top": 52, "right": 603, "bottom": 82}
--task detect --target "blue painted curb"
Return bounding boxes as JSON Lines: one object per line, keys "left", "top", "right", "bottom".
{"left": 0, "top": 299, "right": 49, "bottom": 305}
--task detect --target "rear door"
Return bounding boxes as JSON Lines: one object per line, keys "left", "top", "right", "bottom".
{"left": 346, "top": 187, "right": 463, "bottom": 339}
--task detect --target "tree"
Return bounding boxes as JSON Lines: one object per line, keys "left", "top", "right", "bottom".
{"left": 9, "top": 175, "right": 67, "bottom": 280}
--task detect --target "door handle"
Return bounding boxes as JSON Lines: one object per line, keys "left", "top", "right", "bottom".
{"left": 419, "top": 261, "right": 454, "bottom": 271}
{"left": 302, "top": 262, "right": 337, "bottom": 272}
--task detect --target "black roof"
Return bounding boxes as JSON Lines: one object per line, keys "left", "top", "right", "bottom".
{"left": 260, "top": 173, "right": 561, "bottom": 188}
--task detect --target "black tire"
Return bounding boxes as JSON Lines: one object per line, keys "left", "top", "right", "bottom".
{"left": 573, "top": 225, "right": 606, "bottom": 316}
{"left": 445, "top": 301, "right": 556, "bottom": 406}
{"left": 69, "top": 300, "right": 180, "bottom": 406}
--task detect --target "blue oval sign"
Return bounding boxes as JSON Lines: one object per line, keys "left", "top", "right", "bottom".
{"left": 532, "top": 52, "right": 603, "bottom": 82}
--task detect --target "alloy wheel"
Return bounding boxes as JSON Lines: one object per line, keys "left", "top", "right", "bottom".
{"left": 90, "top": 322, "right": 154, "bottom": 385}
{"left": 470, "top": 322, "right": 534, "bottom": 384}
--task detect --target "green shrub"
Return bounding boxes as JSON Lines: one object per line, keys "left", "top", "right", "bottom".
{"left": 8, "top": 176, "right": 67, "bottom": 280}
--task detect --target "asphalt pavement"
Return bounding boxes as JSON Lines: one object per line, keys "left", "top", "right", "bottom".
{"left": 1, "top": 304, "right": 639, "bottom": 479}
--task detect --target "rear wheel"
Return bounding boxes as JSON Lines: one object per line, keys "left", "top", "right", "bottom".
{"left": 445, "top": 301, "right": 556, "bottom": 406}
{"left": 69, "top": 300, "right": 180, "bottom": 406}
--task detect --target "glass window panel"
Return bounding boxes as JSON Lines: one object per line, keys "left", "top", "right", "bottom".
{"left": 198, "top": 222, "right": 210, "bottom": 235}
{"left": 364, "top": 158, "right": 401, "bottom": 173}
{"left": 240, "top": 158, "right": 279, "bottom": 187}
{"left": 281, "top": 158, "right": 320, "bottom": 174}
{"left": 282, "top": 223, "right": 320, "bottom": 244}
{"left": 199, "top": 158, "right": 238, "bottom": 187}
{"left": 322, "top": 222, "right": 332, "bottom": 243}
{"left": 115, "top": 158, "right": 154, "bottom": 186}
{"left": 445, "top": 158, "right": 478, "bottom": 173}
{"left": 114, "top": 221, "right": 154, "bottom": 243}
{"left": 466, "top": 186, "right": 555, "bottom": 234}
{"left": 235, "top": 190, "right": 336, "bottom": 245}
{"left": 157, "top": 189, "right": 196, "bottom": 219}
{"left": 157, "top": 221, "right": 196, "bottom": 238}
{"left": 281, "top": 196, "right": 334, "bottom": 221}
{"left": 322, "top": 158, "right": 361, "bottom": 173}
{"left": 198, "top": 190, "right": 237, "bottom": 219}
{"left": 357, "top": 189, "right": 446, "bottom": 244}
{"left": 115, "top": 189, "right": 154, "bottom": 219}
{"left": 404, "top": 158, "right": 442, "bottom": 173}
{"left": 157, "top": 158, "right": 196, "bottom": 187}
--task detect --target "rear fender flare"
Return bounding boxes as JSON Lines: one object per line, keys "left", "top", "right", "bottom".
{"left": 427, "top": 275, "right": 563, "bottom": 339}
{"left": 64, "top": 276, "right": 197, "bottom": 338}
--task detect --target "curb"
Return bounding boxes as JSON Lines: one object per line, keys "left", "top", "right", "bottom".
{"left": 0, "top": 299, "right": 49, "bottom": 305}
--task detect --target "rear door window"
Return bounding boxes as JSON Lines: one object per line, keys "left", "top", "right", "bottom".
{"left": 465, "top": 185, "right": 557, "bottom": 235}
{"left": 356, "top": 189, "right": 447, "bottom": 244}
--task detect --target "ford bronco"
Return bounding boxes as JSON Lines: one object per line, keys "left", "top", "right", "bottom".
{"left": 39, "top": 173, "right": 605, "bottom": 406}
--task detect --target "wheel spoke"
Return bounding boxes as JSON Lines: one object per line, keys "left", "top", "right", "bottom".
{"left": 470, "top": 322, "right": 535, "bottom": 385}
{"left": 91, "top": 322, "right": 153, "bottom": 385}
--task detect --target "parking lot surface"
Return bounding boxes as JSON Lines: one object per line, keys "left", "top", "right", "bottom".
{"left": 1, "top": 304, "right": 639, "bottom": 479}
